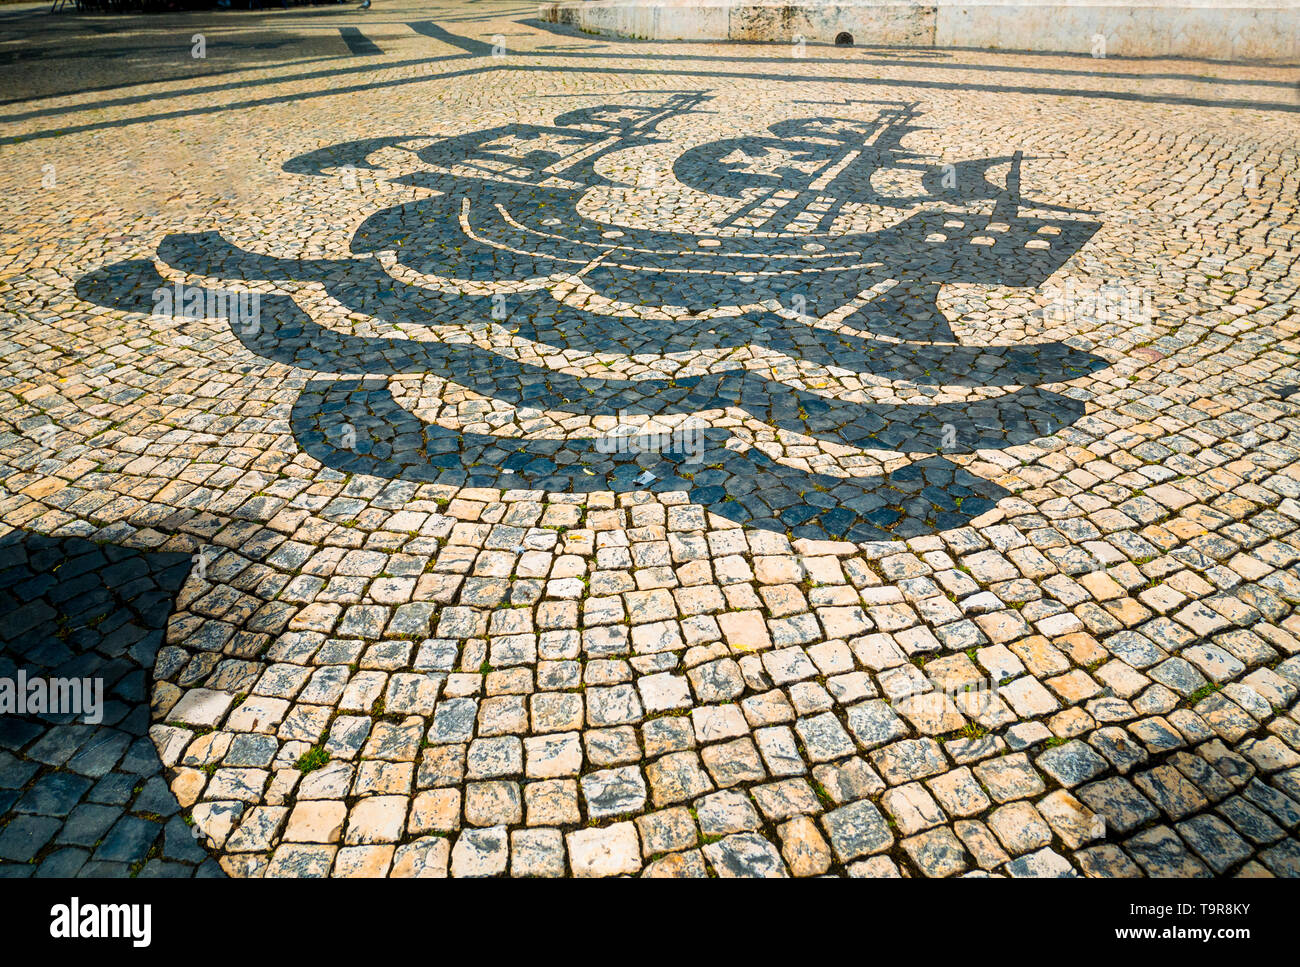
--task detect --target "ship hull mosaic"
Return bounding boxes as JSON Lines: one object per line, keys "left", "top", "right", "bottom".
{"left": 77, "top": 95, "right": 1108, "bottom": 541}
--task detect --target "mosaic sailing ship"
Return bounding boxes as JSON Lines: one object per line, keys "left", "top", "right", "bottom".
{"left": 78, "top": 94, "right": 1109, "bottom": 539}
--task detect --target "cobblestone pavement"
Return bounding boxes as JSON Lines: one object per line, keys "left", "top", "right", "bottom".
{"left": 0, "top": 532, "right": 223, "bottom": 877}
{"left": 1, "top": 0, "right": 1299, "bottom": 877}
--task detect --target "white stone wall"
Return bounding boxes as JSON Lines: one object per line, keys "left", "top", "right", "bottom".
{"left": 539, "top": 0, "right": 1300, "bottom": 61}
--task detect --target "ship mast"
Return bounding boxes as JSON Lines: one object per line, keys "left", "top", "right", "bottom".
{"left": 717, "top": 101, "right": 931, "bottom": 234}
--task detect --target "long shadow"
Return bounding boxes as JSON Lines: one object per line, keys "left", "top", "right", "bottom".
{"left": 0, "top": 52, "right": 345, "bottom": 110}
{"left": 405, "top": 18, "right": 496, "bottom": 55}
{"left": 0, "top": 50, "right": 474, "bottom": 125}
{"left": 0, "top": 529, "right": 222, "bottom": 878}
{"left": 0, "top": 31, "right": 327, "bottom": 67}
{"left": 0, "top": 62, "right": 500, "bottom": 145}
{"left": 3, "top": 19, "right": 1297, "bottom": 142}
{"left": 339, "top": 25, "right": 382, "bottom": 57}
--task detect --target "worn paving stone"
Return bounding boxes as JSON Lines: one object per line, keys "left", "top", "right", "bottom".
{"left": 450, "top": 825, "right": 509, "bottom": 878}
{"left": 642, "top": 849, "right": 709, "bottom": 878}
{"left": 902, "top": 827, "right": 969, "bottom": 878}
{"left": 1035, "top": 741, "right": 1110, "bottom": 788}
{"left": 1134, "top": 765, "right": 1211, "bottom": 821}
{"left": 1176, "top": 814, "right": 1253, "bottom": 874}
{"left": 1078, "top": 777, "right": 1161, "bottom": 834}
{"left": 1037, "top": 790, "right": 1107, "bottom": 850}
{"left": 510, "top": 828, "right": 566, "bottom": 878}
{"left": 566, "top": 822, "right": 641, "bottom": 878}
{"left": 635, "top": 807, "right": 697, "bottom": 857}
{"left": 1005, "top": 848, "right": 1079, "bottom": 878}
{"left": 973, "top": 753, "right": 1047, "bottom": 803}
{"left": 703, "top": 832, "right": 789, "bottom": 878}
{"left": 821, "top": 800, "right": 894, "bottom": 862}
{"left": 778, "top": 816, "right": 833, "bottom": 877}
{"left": 581, "top": 766, "right": 647, "bottom": 820}
{"left": 1124, "top": 826, "right": 1212, "bottom": 878}
{"left": 1075, "top": 844, "right": 1144, "bottom": 879}
{"left": 695, "top": 790, "right": 763, "bottom": 837}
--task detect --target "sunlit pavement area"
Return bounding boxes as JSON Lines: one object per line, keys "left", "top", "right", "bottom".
{"left": 1, "top": 0, "right": 1299, "bottom": 877}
